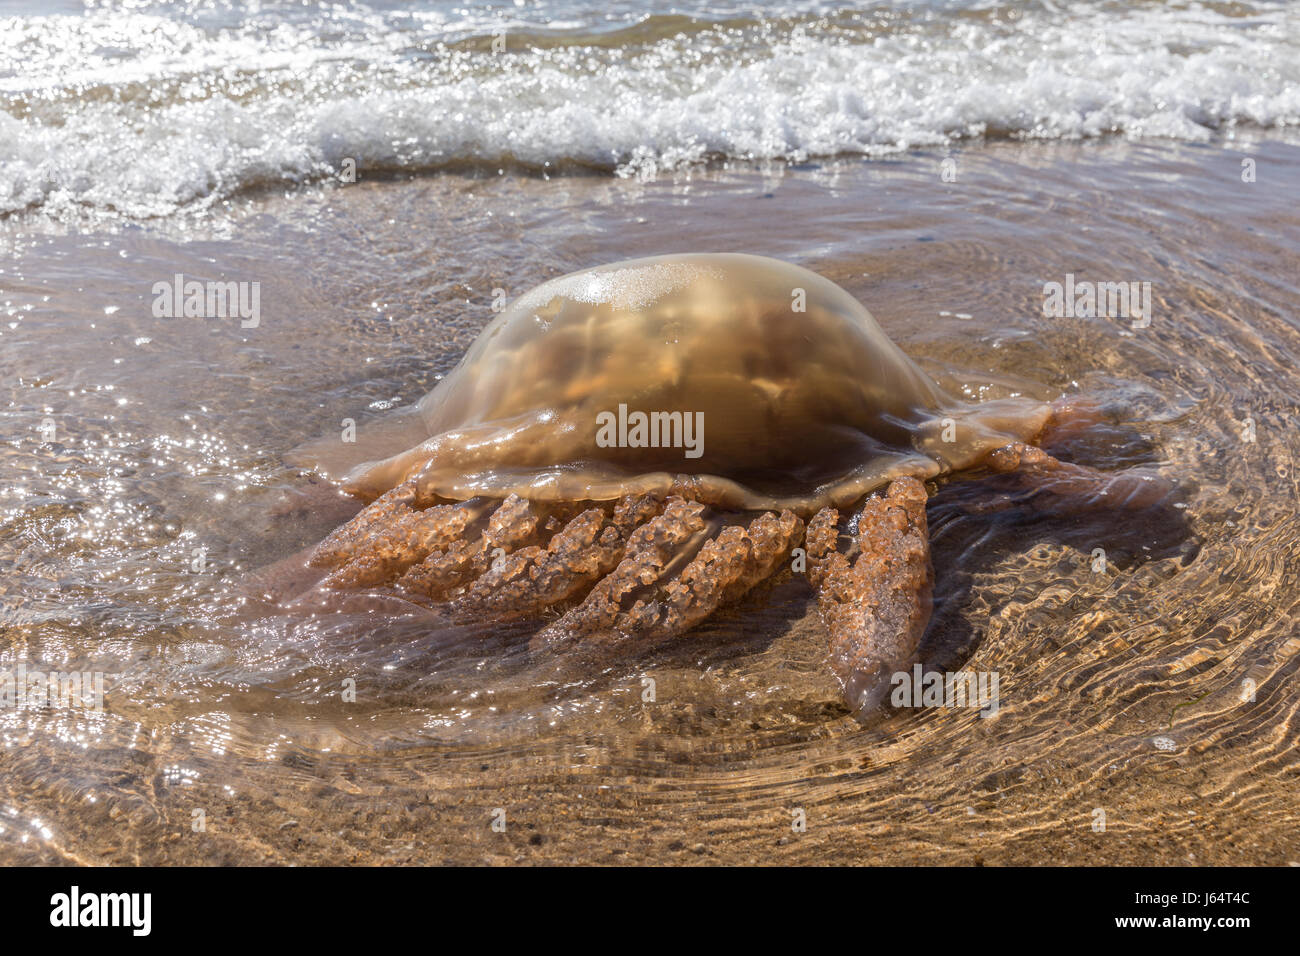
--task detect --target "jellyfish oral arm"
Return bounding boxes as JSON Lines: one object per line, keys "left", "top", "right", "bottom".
{"left": 986, "top": 442, "right": 1175, "bottom": 512}
{"left": 806, "top": 477, "right": 933, "bottom": 716}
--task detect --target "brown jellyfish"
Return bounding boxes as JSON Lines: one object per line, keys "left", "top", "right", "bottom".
{"left": 288, "top": 254, "right": 1172, "bottom": 715}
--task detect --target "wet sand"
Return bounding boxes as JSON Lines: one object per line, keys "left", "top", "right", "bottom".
{"left": 1, "top": 138, "right": 1298, "bottom": 865}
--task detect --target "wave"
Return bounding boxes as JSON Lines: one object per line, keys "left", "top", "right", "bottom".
{"left": 2, "top": 0, "right": 1297, "bottom": 220}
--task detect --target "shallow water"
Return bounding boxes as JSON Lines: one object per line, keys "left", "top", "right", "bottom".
{"left": 2, "top": 137, "right": 1299, "bottom": 864}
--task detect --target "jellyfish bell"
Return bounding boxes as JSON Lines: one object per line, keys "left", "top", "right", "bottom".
{"left": 311, "top": 253, "right": 1053, "bottom": 513}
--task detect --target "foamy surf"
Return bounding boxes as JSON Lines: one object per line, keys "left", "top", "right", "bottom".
{"left": 2, "top": 0, "right": 1298, "bottom": 221}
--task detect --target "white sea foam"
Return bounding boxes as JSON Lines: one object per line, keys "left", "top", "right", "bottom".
{"left": 1, "top": 0, "right": 1297, "bottom": 220}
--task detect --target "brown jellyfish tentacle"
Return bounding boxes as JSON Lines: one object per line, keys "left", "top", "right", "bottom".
{"left": 392, "top": 493, "right": 546, "bottom": 602}
{"left": 452, "top": 508, "right": 607, "bottom": 617}
{"left": 316, "top": 496, "right": 494, "bottom": 589}
{"left": 1039, "top": 395, "right": 1111, "bottom": 446}
{"left": 532, "top": 501, "right": 803, "bottom": 656}
{"left": 985, "top": 441, "right": 1174, "bottom": 511}
{"left": 715, "top": 509, "right": 805, "bottom": 605}
{"left": 620, "top": 508, "right": 803, "bottom": 640}
{"left": 451, "top": 493, "right": 666, "bottom": 621}
{"left": 482, "top": 493, "right": 543, "bottom": 550}
{"left": 802, "top": 506, "right": 841, "bottom": 580}
{"left": 530, "top": 496, "right": 711, "bottom": 649}
{"left": 393, "top": 537, "right": 492, "bottom": 602}
{"left": 308, "top": 478, "right": 419, "bottom": 569}
{"left": 806, "top": 477, "right": 933, "bottom": 716}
